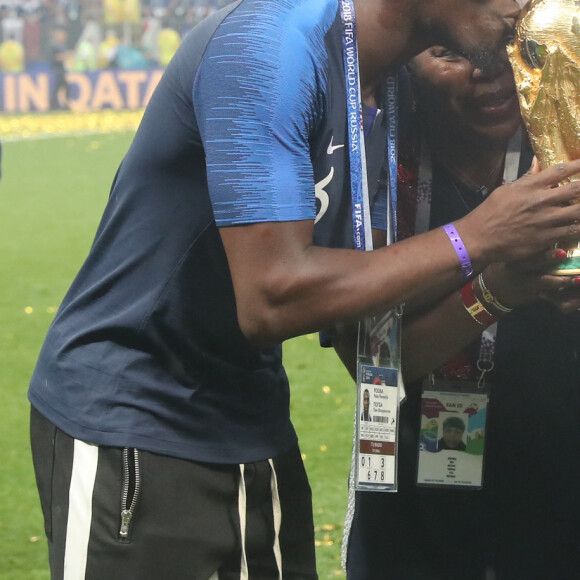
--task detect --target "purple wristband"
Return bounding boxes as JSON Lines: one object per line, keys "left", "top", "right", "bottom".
{"left": 443, "top": 223, "right": 473, "bottom": 282}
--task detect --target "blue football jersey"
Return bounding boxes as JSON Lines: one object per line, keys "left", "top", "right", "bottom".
{"left": 29, "top": 0, "right": 390, "bottom": 463}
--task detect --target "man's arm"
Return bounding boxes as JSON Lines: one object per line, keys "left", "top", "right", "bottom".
{"left": 219, "top": 159, "right": 580, "bottom": 348}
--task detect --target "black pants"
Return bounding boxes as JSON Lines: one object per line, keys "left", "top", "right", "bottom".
{"left": 30, "top": 406, "right": 318, "bottom": 580}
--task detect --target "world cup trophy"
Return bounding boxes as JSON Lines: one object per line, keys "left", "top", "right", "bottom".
{"left": 508, "top": 0, "right": 580, "bottom": 275}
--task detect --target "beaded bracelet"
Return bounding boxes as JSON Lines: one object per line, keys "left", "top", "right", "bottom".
{"left": 478, "top": 273, "right": 513, "bottom": 314}
{"left": 443, "top": 223, "right": 473, "bottom": 282}
{"left": 460, "top": 281, "right": 498, "bottom": 326}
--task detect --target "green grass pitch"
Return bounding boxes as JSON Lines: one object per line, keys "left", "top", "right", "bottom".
{"left": 0, "top": 130, "right": 354, "bottom": 579}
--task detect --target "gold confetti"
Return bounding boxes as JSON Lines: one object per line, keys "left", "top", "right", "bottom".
{"left": 29, "top": 536, "right": 39, "bottom": 543}
{"left": 314, "top": 537, "right": 334, "bottom": 547}
{"left": 24, "top": 306, "right": 34, "bottom": 314}
{"left": 320, "top": 444, "right": 327, "bottom": 452}
{"left": 1, "top": 110, "right": 143, "bottom": 142}
{"left": 46, "top": 306, "right": 57, "bottom": 314}
{"left": 301, "top": 453, "right": 307, "bottom": 461}
{"left": 306, "top": 334, "right": 315, "bottom": 340}
{"left": 322, "top": 385, "right": 331, "bottom": 394}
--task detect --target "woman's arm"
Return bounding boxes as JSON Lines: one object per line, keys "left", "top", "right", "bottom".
{"left": 402, "top": 254, "right": 580, "bottom": 382}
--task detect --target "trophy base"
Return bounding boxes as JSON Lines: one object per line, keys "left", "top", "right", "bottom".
{"left": 553, "top": 245, "right": 580, "bottom": 276}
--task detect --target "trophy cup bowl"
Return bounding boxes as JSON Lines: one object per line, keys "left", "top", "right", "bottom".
{"left": 508, "top": 0, "right": 580, "bottom": 275}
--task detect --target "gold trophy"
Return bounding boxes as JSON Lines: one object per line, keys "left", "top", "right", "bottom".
{"left": 508, "top": 0, "right": 580, "bottom": 275}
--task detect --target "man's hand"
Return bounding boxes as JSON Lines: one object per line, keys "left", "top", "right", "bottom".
{"left": 458, "top": 158, "right": 580, "bottom": 263}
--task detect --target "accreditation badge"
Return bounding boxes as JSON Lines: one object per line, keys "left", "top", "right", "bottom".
{"left": 354, "top": 364, "right": 400, "bottom": 491}
{"left": 354, "top": 311, "right": 402, "bottom": 492}
{"left": 416, "top": 379, "right": 489, "bottom": 489}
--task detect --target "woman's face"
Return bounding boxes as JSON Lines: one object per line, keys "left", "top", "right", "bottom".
{"left": 411, "top": 46, "right": 521, "bottom": 144}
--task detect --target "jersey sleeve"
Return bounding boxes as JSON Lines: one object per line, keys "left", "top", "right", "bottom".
{"left": 193, "top": 0, "right": 335, "bottom": 226}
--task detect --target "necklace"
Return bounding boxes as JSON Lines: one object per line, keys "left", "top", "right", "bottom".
{"left": 447, "top": 170, "right": 492, "bottom": 215}
{"left": 450, "top": 180, "right": 475, "bottom": 214}
{"left": 446, "top": 171, "right": 489, "bottom": 213}
{"left": 438, "top": 146, "right": 506, "bottom": 203}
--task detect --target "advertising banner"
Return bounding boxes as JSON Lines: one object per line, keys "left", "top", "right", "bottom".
{"left": 0, "top": 68, "right": 164, "bottom": 113}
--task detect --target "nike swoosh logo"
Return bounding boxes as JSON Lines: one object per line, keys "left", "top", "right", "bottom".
{"left": 327, "top": 136, "right": 344, "bottom": 155}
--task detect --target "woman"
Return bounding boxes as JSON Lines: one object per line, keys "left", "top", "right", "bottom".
{"left": 344, "top": 46, "right": 580, "bottom": 580}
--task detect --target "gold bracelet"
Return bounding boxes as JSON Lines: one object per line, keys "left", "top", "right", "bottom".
{"left": 478, "top": 273, "right": 512, "bottom": 313}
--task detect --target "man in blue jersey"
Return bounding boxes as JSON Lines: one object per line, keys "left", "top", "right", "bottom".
{"left": 28, "top": 0, "right": 580, "bottom": 578}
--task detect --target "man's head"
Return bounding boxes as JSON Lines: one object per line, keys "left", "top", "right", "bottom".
{"left": 441, "top": 416, "right": 466, "bottom": 449}
{"left": 414, "top": 0, "right": 520, "bottom": 72}
{"left": 363, "top": 389, "right": 370, "bottom": 414}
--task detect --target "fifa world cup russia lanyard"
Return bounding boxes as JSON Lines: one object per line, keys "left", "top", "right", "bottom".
{"left": 339, "top": 0, "right": 398, "bottom": 249}
{"left": 340, "top": 0, "right": 402, "bottom": 494}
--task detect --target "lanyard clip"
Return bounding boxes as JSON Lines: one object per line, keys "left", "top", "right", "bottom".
{"left": 476, "top": 360, "right": 494, "bottom": 390}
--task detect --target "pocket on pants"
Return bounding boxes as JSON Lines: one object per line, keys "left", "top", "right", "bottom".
{"left": 118, "top": 447, "right": 142, "bottom": 543}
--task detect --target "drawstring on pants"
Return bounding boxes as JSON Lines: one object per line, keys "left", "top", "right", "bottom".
{"left": 237, "top": 464, "right": 249, "bottom": 580}
{"left": 268, "top": 458, "right": 282, "bottom": 580}
{"left": 236, "top": 460, "right": 283, "bottom": 580}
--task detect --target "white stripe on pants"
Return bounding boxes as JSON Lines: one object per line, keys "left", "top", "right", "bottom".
{"left": 63, "top": 439, "right": 99, "bottom": 580}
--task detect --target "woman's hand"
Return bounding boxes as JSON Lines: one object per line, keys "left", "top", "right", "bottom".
{"left": 479, "top": 249, "right": 580, "bottom": 314}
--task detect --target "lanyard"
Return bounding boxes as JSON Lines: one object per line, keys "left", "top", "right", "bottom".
{"left": 385, "top": 75, "right": 398, "bottom": 245}
{"left": 339, "top": 0, "right": 372, "bottom": 251}
{"left": 339, "top": 0, "right": 398, "bottom": 251}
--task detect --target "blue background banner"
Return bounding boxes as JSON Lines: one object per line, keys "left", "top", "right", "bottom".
{"left": 0, "top": 67, "right": 164, "bottom": 113}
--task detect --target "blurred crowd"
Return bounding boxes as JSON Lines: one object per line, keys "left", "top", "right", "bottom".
{"left": 0, "top": 0, "right": 233, "bottom": 73}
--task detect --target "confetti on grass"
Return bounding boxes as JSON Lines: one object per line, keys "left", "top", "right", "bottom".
{"left": 1, "top": 110, "right": 144, "bottom": 142}
{"left": 314, "top": 523, "right": 343, "bottom": 548}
